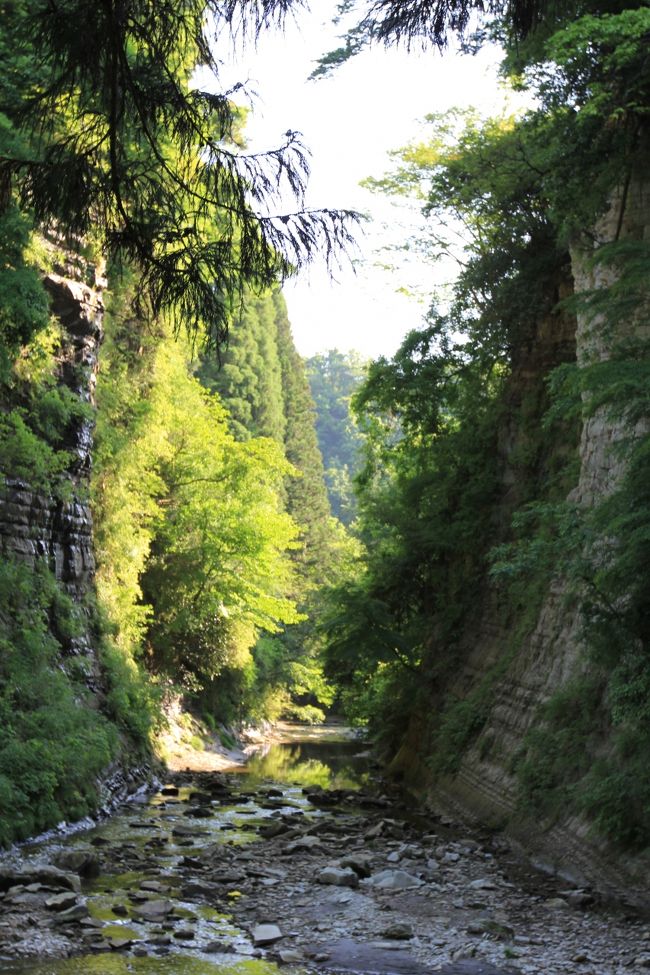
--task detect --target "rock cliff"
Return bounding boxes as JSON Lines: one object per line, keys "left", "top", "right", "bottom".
{"left": 393, "top": 184, "right": 650, "bottom": 909}
{"left": 0, "top": 244, "right": 105, "bottom": 676}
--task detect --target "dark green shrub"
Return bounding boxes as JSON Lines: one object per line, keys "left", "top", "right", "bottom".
{"left": 0, "top": 558, "right": 119, "bottom": 845}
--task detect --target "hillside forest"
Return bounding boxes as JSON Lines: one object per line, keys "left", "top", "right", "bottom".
{"left": 0, "top": 0, "right": 649, "bottom": 880}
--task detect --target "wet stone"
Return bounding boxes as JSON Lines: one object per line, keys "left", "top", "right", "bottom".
{"left": 277, "top": 948, "right": 304, "bottom": 963}
{"left": 285, "top": 836, "right": 322, "bottom": 854}
{"left": 52, "top": 851, "right": 101, "bottom": 878}
{"left": 108, "top": 937, "right": 133, "bottom": 950}
{"left": 140, "top": 880, "right": 168, "bottom": 893}
{"left": 0, "top": 866, "right": 80, "bottom": 893}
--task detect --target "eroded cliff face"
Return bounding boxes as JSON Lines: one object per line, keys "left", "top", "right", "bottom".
{"left": 0, "top": 244, "right": 105, "bottom": 673}
{"left": 394, "top": 184, "right": 650, "bottom": 908}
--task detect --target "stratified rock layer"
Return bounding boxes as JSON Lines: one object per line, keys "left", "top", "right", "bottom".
{"left": 0, "top": 246, "right": 105, "bottom": 667}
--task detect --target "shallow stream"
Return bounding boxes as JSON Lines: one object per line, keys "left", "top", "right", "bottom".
{"left": 1, "top": 725, "right": 647, "bottom": 975}
{"left": 0, "top": 726, "right": 368, "bottom": 975}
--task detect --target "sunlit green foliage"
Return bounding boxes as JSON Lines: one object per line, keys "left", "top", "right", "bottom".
{"left": 322, "top": 319, "right": 506, "bottom": 745}
{"left": 198, "top": 289, "right": 359, "bottom": 722}
{"left": 93, "top": 277, "right": 303, "bottom": 705}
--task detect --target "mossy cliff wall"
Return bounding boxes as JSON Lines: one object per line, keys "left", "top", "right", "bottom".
{"left": 392, "top": 183, "right": 650, "bottom": 908}
{"left": 0, "top": 247, "right": 105, "bottom": 676}
{"left": 0, "top": 245, "right": 155, "bottom": 844}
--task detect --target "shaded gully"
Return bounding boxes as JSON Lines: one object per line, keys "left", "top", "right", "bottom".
{"left": 0, "top": 725, "right": 648, "bottom": 975}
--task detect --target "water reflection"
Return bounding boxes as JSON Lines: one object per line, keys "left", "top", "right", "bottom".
{"left": 244, "top": 738, "right": 368, "bottom": 791}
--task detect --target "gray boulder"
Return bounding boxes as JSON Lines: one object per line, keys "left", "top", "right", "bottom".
{"left": 366, "top": 869, "right": 423, "bottom": 890}
{"left": 317, "top": 866, "right": 359, "bottom": 888}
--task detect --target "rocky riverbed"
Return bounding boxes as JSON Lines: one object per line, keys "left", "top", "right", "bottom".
{"left": 0, "top": 728, "right": 648, "bottom": 975}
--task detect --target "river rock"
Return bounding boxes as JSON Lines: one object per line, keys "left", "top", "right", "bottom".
{"left": 381, "top": 923, "right": 413, "bottom": 940}
{"left": 317, "top": 866, "right": 359, "bottom": 888}
{"left": 188, "top": 791, "right": 212, "bottom": 803}
{"left": 52, "top": 902, "right": 89, "bottom": 924}
{"left": 45, "top": 891, "right": 79, "bottom": 911}
{"left": 285, "top": 836, "right": 322, "bottom": 853}
{"left": 306, "top": 789, "right": 346, "bottom": 807}
{"left": 365, "top": 820, "right": 405, "bottom": 841}
{"left": 260, "top": 821, "right": 291, "bottom": 839}
{"left": 278, "top": 948, "right": 304, "bottom": 963}
{"left": 182, "top": 880, "right": 219, "bottom": 898}
{"left": 252, "top": 923, "right": 283, "bottom": 946}
{"left": 137, "top": 899, "right": 174, "bottom": 920}
{"left": 172, "top": 826, "right": 206, "bottom": 838}
{"left": 468, "top": 877, "right": 498, "bottom": 891}
{"left": 0, "top": 865, "right": 80, "bottom": 893}
{"left": 559, "top": 888, "right": 595, "bottom": 907}
{"left": 366, "top": 869, "right": 423, "bottom": 890}
{"left": 52, "top": 850, "right": 101, "bottom": 878}
{"left": 466, "top": 916, "right": 514, "bottom": 939}
{"left": 140, "top": 880, "right": 168, "bottom": 893}
{"left": 340, "top": 854, "right": 373, "bottom": 878}
{"left": 545, "top": 897, "right": 570, "bottom": 910}
{"left": 5, "top": 890, "right": 49, "bottom": 907}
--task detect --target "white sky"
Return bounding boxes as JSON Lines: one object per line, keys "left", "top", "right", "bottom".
{"left": 215, "top": 3, "right": 511, "bottom": 360}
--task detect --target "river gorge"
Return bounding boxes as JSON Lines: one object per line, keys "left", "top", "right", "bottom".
{"left": 0, "top": 726, "right": 647, "bottom": 975}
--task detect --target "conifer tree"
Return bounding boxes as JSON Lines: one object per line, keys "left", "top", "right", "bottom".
{"left": 197, "top": 295, "right": 285, "bottom": 442}
{"left": 0, "top": 0, "right": 358, "bottom": 350}
{"left": 306, "top": 350, "right": 367, "bottom": 524}
{"left": 273, "top": 292, "right": 331, "bottom": 573}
